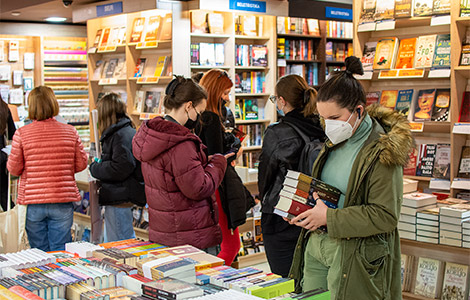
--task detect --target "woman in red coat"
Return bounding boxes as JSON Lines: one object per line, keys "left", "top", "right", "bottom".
{"left": 133, "top": 76, "right": 231, "bottom": 250}
{"left": 7, "top": 86, "right": 88, "bottom": 251}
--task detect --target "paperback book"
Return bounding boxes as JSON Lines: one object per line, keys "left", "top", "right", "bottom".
{"left": 432, "top": 34, "right": 451, "bottom": 69}
{"left": 431, "top": 88, "right": 450, "bottom": 122}
{"left": 361, "top": 41, "right": 377, "bottom": 71}
{"left": 373, "top": 37, "right": 398, "bottom": 70}
{"left": 395, "top": 89, "right": 413, "bottom": 116}
{"left": 413, "top": 257, "right": 444, "bottom": 298}
{"left": 415, "top": 35, "right": 437, "bottom": 69}
{"left": 379, "top": 90, "right": 398, "bottom": 110}
{"left": 413, "top": 89, "right": 436, "bottom": 121}
{"left": 395, "top": 38, "right": 416, "bottom": 69}
{"left": 394, "top": 0, "right": 413, "bottom": 18}
{"left": 458, "top": 146, "right": 470, "bottom": 178}
{"left": 432, "top": 143, "right": 451, "bottom": 180}
{"left": 416, "top": 144, "right": 437, "bottom": 177}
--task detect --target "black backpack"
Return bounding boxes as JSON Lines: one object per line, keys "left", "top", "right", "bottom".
{"left": 285, "top": 122, "right": 323, "bottom": 175}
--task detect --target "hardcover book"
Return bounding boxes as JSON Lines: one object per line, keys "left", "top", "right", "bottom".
{"left": 373, "top": 37, "right": 398, "bottom": 70}
{"left": 379, "top": 90, "right": 398, "bottom": 110}
{"left": 413, "top": 0, "right": 433, "bottom": 16}
{"left": 130, "top": 17, "right": 145, "bottom": 44}
{"left": 459, "top": 91, "right": 470, "bottom": 122}
{"left": 413, "top": 257, "right": 444, "bottom": 298}
{"left": 359, "top": 0, "right": 377, "bottom": 24}
{"left": 366, "top": 91, "right": 381, "bottom": 106}
{"left": 433, "top": 143, "right": 451, "bottom": 180}
{"left": 416, "top": 144, "right": 437, "bottom": 177}
{"left": 441, "top": 262, "right": 469, "bottom": 300}
{"left": 431, "top": 88, "right": 450, "bottom": 121}
{"left": 415, "top": 35, "right": 437, "bottom": 68}
{"left": 395, "top": 89, "right": 414, "bottom": 116}
{"left": 395, "top": 38, "right": 417, "bottom": 69}
{"left": 374, "top": 0, "right": 395, "bottom": 20}
{"left": 361, "top": 41, "right": 377, "bottom": 71}
{"left": 143, "top": 91, "right": 161, "bottom": 114}
{"left": 432, "top": 34, "right": 451, "bottom": 68}
{"left": 404, "top": 148, "right": 418, "bottom": 176}
{"left": 433, "top": 0, "right": 451, "bottom": 15}
{"left": 394, "top": 0, "right": 413, "bottom": 18}
{"left": 458, "top": 146, "right": 470, "bottom": 178}
{"left": 414, "top": 89, "right": 436, "bottom": 121}
{"left": 144, "top": 16, "right": 162, "bottom": 42}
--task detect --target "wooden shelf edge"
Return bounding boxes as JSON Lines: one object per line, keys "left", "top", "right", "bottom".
{"left": 402, "top": 292, "right": 434, "bottom": 300}
{"left": 403, "top": 175, "right": 432, "bottom": 182}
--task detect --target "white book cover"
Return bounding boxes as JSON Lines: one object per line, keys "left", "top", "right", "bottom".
{"left": 440, "top": 215, "right": 470, "bottom": 225}
{"left": 417, "top": 230, "right": 439, "bottom": 239}
{"left": 414, "top": 35, "right": 437, "bottom": 68}
{"left": 403, "top": 192, "right": 437, "bottom": 208}
{"left": 414, "top": 257, "right": 443, "bottom": 298}
{"left": 441, "top": 262, "right": 469, "bottom": 300}
{"left": 416, "top": 207, "right": 440, "bottom": 221}
{"left": 440, "top": 204, "right": 470, "bottom": 219}
{"left": 416, "top": 224, "right": 439, "bottom": 233}
{"left": 416, "top": 235, "right": 438, "bottom": 244}
{"left": 23, "top": 52, "right": 35, "bottom": 70}
{"left": 215, "top": 44, "right": 225, "bottom": 66}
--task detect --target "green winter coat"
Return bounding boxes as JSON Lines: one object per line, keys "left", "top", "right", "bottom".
{"left": 289, "top": 105, "right": 413, "bottom": 300}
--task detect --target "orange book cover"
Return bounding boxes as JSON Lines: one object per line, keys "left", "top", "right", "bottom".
{"left": 395, "top": 38, "right": 417, "bottom": 69}
{"left": 99, "top": 28, "right": 111, "bottom": 47}
{"left": 379, "top": 90, "right": 398, "bottom": 110}
{"left": 159, "top": 14, "right": 172, "bottom": 40}
{"left": 130, "top": 17, "right": 145, "bottom": 44}
{"left": 144, "top": 16, "right": 162, "bottom": 42}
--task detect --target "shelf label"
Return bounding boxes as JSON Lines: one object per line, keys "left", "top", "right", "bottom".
{"left": 453, "top": 123, "right": 470, "bottom": 134}
{"left": 378, "top": 70, "right": 398, "bottom": 79}
{"left": 137, "top": 77, "right": 160, "bottom": 84}
{"left": 104, "top": 46, "right": 117, "bottom": 52}
{"left": 429, "top": 178, "right": 451, "bottom": 190}
{"left": 98, "top": 78, "right": 118, "bottom": 85}
{"left": 229, "top": 0, "right": 266, "bottom": 13}
{"left": 277, "top": 59, "right": 286, "bottom": 67}
{"left": 325, "top": 6, "right": 352, "bottom": 21}
{"left": 397, "top": 69, "right": 425, "bottom": 78}
{"left": 409, "top": 122, "right": 424, "bottom": 132}
{"left": 88, "top": 47, "right": 97, "bottom": 54}
{"left": 136, "top": 41, "right": 159, "bottom": 49}
{"left": 431, "top": 15, "right": 451, "bottom": 26}
{"left": 358, "top": 22, "right": 376, "bottom": 32}
{"left": 355, "top": 71, "right": 373, "bottom": 80}
{"left": 451, "top": 178, "right": 470, "bottom": 190}
{"left": 428, "top": 68, "right": 451, "bottom": 78}
{"left": 375, "top": 20, "right": 396, "bottom": 31}
{"left": 140, "top": 113, "right": 160, "bottom": 120}
{"left": 96, "top": 1, "right": 123, "bottom": 17}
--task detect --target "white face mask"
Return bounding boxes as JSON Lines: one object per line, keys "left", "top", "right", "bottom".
{"left": 324, "top": 110, "right": 360, "bottom": 145}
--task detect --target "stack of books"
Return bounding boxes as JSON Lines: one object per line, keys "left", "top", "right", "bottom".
{"left": 149, "top": 245, "right": 224, "bottom": 271}
{"left": 66, "top": 281, "right": 111, "bottom": 300}
{"left": 464, "top": 221, "right": 470, "bottom": 248}
{"left": 122, "top": 273, "right": 153, "bottom": 295}
{"left": 439, "top": 203, "right": 470, "bottom": 247}
{"left": 99, "top": 239, "right": 165, "bottom": 259}
{"left": 142, "top": 278, "right": 204, "bottom": 299}
{"left": 92, "top": 248, "right": 139, "bottom": 267}
{"left": 416, "top": 207, "right": 439, "bottom": 244}
{"left": 398, "top": 193, "right": 437, "bottom": 240}
{"left": 0, "top": 249, "right": 56, "bottom": 274}
{"left": 66, "top": 241, "right": 104, "bottom": 258}
{"left": 137, "top": 255, "right": 196, "bottom": 283}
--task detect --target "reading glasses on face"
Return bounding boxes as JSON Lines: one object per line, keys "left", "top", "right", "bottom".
{"left": 269, "top": 95, "right": 280, "bottom": 103}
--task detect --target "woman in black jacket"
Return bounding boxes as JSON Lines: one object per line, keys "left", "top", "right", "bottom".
{"left": 0, "top": 97, "right": 16, "bottom": 211}
{"left": 258, "top": 75, "right": 325, "bottom": 277}
{"left": 89, "top": 93, "right": 145, "bottom": 242}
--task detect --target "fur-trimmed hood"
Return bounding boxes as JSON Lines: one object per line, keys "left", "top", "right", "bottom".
{"left": 366, "top": 104, "right": 413, "bottom": 167}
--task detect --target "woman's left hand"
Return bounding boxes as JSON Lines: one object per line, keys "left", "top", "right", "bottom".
{"left": 289, "top": 193, "right": 328, "bottom": 231}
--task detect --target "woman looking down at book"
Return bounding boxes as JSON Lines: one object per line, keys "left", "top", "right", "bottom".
{"left": 89, "top": 93, "right": 145, "bottom": 242}
{"left": 196, "top": 69, "right": 255, "bottom": 265}
{"left": 132, "top": 76, "right": 231, "bottom": 251}
{"left": 258, "top": 74, "right": 325, "bottom": 278}
{"left": 288, "top": 56, "right": 413, "bottom": 300}
{"left": 7, "top": 86, "right": 88, "bottom": 251}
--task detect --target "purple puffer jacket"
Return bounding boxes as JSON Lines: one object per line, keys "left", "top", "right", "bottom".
{"left": 132, "top": 117, "right": 226, "bottom": 249}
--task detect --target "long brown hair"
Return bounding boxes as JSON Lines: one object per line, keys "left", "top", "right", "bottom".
{"left": 0, "top": 95, "right": 9, "bottom": 135}
{"left": 199, "top": 69, "right": 233, "bottom": 117}
{"left": 28, "top": 86, "right": 59, "bottom": 121}
{"left": 97, "top": 93, "right": 133, "bottom": 136}
{"left": 275, "top": 74, "right": 317, "bottom": 117}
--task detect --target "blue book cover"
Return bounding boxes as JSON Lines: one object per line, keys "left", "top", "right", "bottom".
{"left": 395, "top": 89, "right": 414, "bottom": 116}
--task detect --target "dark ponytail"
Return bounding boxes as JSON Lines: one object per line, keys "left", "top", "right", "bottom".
{"left": 275, "top": 74, "right": 317, "bottom": 117}
{"left": 163, "top": 75, "right": 207, "bottom": 110}
{"left": 317, "top": 56, "right": 366, "bottom": 111}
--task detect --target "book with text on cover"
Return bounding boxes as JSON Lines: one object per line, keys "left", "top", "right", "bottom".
{"left": 432, "top": 34, "right": 451, "bottom": 69}
{"left": 373, "top": 37, "right": 398, "bottom": 70}
{"left": 413, "top": 257, "right": 444, "bottom": 298}
{"left": 415, "top": 35, "right": 437, "bottom": 69}
{"left": 433, "top": 0, "right": 451, "bottom": 15}
{"left": 359, "top": 0, "right": 377, "bottom": 24}
{"left": 395, "top": 38, "right": 417, "bottom": 69}
{"left": 394, "top": 0, "right": 412, "bottom": 18}
{"left": 441, "top": 262, "right": 468, "bottom": 300}
{"left": 413, "top": 0, "right": 433, "bottom": 16}
{"left": 395, "top": 89, "right": 413, "bottom": 116}
{"left": 432, "top": 143, "right": 451, "bottom": 180}
{"left": 416, "top": 144, "right": 437, "bottom": 177}
{"left": 130, "top": 17, "right": 145, "bottom": 44}
{"left": 366, "top": 91, "right": 381, "bottom": 107}
{"left": 207, "top": 13, "right": 224, "bottom": 34}
{"left": 143, "top": 91, "right": 161, "bottom": 114}
{"left": 144, "top": 15, "right": 162, "bottom": 42}
{"left": 159, "top": 14, "right": 172, "bottom": 40}
{"left": 431, "top": 88, "right": 450, "bottom": 122}
{"left": 374, "top": 0, "right": 395, "bottom": 20}
{"left": 458, "top": 146, "right": 470, "bottom": 178}
{"left": 414, "top": 89, "right": 436, "bottom": 121}
{"left": 361, "top": 41, "right": 377, "bottom": 71}
{"left": 379, "top": 90, "right": 398, "bottom": 110}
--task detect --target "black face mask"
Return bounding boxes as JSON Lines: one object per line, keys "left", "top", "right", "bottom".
{"left": 184, "top": 106, "right": 201, "bottom": 130}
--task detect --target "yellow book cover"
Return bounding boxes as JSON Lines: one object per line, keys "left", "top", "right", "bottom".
{"left": 154, "top": 56, "right": 167, "bottom": 77}
{"left": 373, "top": 37, "right": 398, "bottom": 70}
{"left": 130, "top": 17, "right": 145, "bottom": 44}
{"left": 379, "top": 90, "right": 398, "bottom": 110}
{"left": 191, "top": 11, "right": 207, "bottom": 33}
{"left": 207, "top": 13, "right": 224, "bottom": 34}
{"left": 159, "top": 14, "right": 172, "bottom": 41}
{"left": 144, "top": 15, "right": 162, "bottom": 42}
{"left": 395, "top": 38, "right": 417, "bottom": 69}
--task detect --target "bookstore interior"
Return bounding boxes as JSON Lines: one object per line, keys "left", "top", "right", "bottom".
{"left": 0, "top": 0, "right": 469, "bottom": 299}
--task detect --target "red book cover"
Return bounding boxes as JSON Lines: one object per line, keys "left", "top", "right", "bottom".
{"left": 404, "top": 148, "right": 418, "bottom": 176}
{"left": 130, "top": 274, "right": 153, "bottom": 282}
{"left": 287, "top": 200, "right": 311, "bottom": 216}
{"left": 9, "top": 286, "right": 44, "bottom": 300}
{"left": 459, "top": 92, "right": 470, "bottom": 122}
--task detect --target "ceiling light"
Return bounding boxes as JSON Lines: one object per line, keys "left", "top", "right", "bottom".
{"left": 11, "top": 12, "right": 21, "bottom": 16}
{"left": 45, "top": 17, "right": 67, "bottom": 22}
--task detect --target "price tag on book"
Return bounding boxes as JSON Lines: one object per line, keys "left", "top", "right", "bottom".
{"left": 397, "top": 69, "right": 425, "bottom": 78}
{"left": 136, "top": 42, "right": 146, "bottom": 49}
{"left": 378, "top": 70, "right": 398, "bottom": 79}
{"left": 375, "top": 20, "right": 395, "bottom": 31}
{"left": 428, "top": 68, "right": 451, "bottom": 78}
{"left": 429, "top": 178, "right": 450, "bottom": 190}
{"left": 409, "top": 122, "right": 424, "bottom": 132}
{"left": 453, "top": 123, "right": 470, "bottom": 134}
{"left": 357, "top": 22, "right": 376, "bottom": 32}
{"left": 431, "top": 15, "right": 451, "bottom": 26}
{"left": 451, "top": 178, "right": 470, "bottom": 189}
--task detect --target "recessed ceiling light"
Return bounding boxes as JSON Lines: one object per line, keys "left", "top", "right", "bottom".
{"left": 45, "top": 17, "right": 67, "bottom": 22}
{"left": 11, "top": 12, "right": 21, "bottom": 16}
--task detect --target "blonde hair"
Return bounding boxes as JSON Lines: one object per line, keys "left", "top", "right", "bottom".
{"left": 97, "top": 93, "right": 133, "bottom": 136}
{"left": 28, "top": 86, "right": 59, "bottom": 121}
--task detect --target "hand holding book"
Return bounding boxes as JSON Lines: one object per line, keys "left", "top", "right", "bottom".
{"left": 286, "top": 192, "right": 328, "bottom": 231}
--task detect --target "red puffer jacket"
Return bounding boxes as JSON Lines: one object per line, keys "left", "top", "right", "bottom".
{"left": 7, "top": 118, "right": 88, "bottom": 205}
{"left": 132, "top": 117, "right": 226, "bottom": 249}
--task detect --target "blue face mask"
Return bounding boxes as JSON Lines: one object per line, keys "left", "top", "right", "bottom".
{"left": 277, "top": 107, "right": 285, "bottom": 117}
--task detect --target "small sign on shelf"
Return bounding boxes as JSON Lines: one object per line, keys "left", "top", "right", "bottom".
{"left": 453, "top": 123, "right": 470, "bottom": 134}
{"left": 429, "top": 178, "right": 450, "bottom": 190}
{"left": 375, "top": 20, "right": 395, "bottom": 31}
{"left": 451, "top": 178, "right": 470, "bottom": 190}
{"left": 430, "top": 15, "right": 451, "bottom": 27}
{"left": 428, "top": 68, "right": 451, "bottom": 78}
{"left": 409, "top": 122, "right": 424, "bottom": 132}
{"left": 357, "top": 22, "right": 376, "bottom": 32}
{"left": 355, "top": 71, "right": 373, "bottom": 80}
{"left": 98, "top": 78, "right": 118, "bottom": 85}
{"left": 378, "top": 70, "right": 398, "bottom": 79}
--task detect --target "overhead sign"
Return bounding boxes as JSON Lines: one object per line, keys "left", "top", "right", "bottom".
{"left": 96, "top": 2, "right": 123, "bottom": 17}
{"left": 229, "top": 0, "right": 267, "bottom": 13}
{"left": 325, "top": 6, "right": 352, "bottom": 21}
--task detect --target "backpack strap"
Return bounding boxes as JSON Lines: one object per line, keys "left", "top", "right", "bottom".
{"left": 284, "top": 121, "right": 310, "bottom": 144}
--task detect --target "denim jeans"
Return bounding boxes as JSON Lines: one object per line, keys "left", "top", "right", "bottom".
{"left": 26, "top": 202, "right": 74, "bottom": 252}
{"left": 103, "top": 206, "right": 135, "bottom": 243}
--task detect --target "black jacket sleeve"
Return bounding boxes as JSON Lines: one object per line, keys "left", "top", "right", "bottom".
{"left": 258, "top": 127, "right": 279, "bottom": 201}
{"left": 197, "top": 112, "right": 224, "bottom": 155}
{"left": 7, "top": 111, "right": 16, "bottom": 140}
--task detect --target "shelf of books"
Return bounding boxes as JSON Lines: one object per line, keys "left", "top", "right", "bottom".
{"left": 355, "top": 0, "right": 470, "bottom": 299}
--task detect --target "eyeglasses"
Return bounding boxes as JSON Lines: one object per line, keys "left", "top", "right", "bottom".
{"left": 269, "top": 95, "right": 280, "bottom": 103}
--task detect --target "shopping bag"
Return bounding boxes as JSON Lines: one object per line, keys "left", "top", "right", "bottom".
{"left": 0, "top": 174, "right": 28, "bottom": 253}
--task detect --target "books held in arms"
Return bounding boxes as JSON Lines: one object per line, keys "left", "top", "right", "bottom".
{"left": 274, "top": 170, "right": 341, "bottom": 231}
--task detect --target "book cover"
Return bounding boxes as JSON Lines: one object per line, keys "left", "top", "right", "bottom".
{"left": 395, "top": 0, "right": 413, "bottom": 18}
{"left": 433, "top": 143, "right": 451, "bottom": 180}
{"left": 414, "top": 0, "right": 433, "bottom": 16}
{"left": 395, "top": 89, "right": 414, "bottom": 116}
{"left": 242, "top": 15, "right": 257, "bottom": 36}
{"left": 361, "top": 41, "right": 377, "bottom": 71}
{"left": 459, "top": 91, "right": 470, "bottom": 122}
{"left": 133, "top": 58, "right": 146, "bottom": 78}
{"left": 134, "top": 90, "right": 145, "bottom": 113}
{"left": 144, "top": 16, "right": 162, "bottom": 42}
{"left": 374, "top": 0, "right": 395, "bottom": 20}
{"left": 414, "top": 257, "right": 444, "bottom": 298}
{"left": 154, "top": 56, "right": 167, "bottom": 77}
{"left": 159, "top": 14, "right": 172, "bottom": 40}
{"left": 415, "top": 35, "right": 437, "bottom": 68}
{"left": 458, "top": 146, "right": 470, "bottom": 178}
{"left": 143, "top": 91, "right": 161, "bottom": 114}
{"left": 433, "top": 0, "right": 451, "bottom": 15}
{"left": 379, "top": 90, "right": 398, "bottom": 110}
{"left": 117, "top": 26, "right": 126, "bottom": 45}
{"left": 163, "top": 55, "right": 172, "bottom": 77}
{"left": 215, "top": 44, "right": 224, "bottom": 66}
{"left": 366, "top": 91, "right": 381, "bottom": 106}
{"left": 207, "top": 13, "right": 224, "bottom": 34}
{"left": 395, "top": 38, "right": 417, "bottom": 69}
{"left": 143, "top": 278, "right": 202, "bottom": 298}
{"left": 99, "top": 27, "right": 111, "bottom": 48}
{"left": 107, "top": 27, "right": 120, "bottom": 47}
{"left": 92, "top": 29, "right": 103, "bottom": 48}
{"left": 431, "top": 88, "right": 450, "bottom": 121}
{"left": 432, "top": 34, "right": 451, "bottom": 68}
{"left": 105, "top": 58, "right": 118, "bottom": 78}
{"left": 244, "top": 99, "right": 258, "bottom": 120}
{"left": 416, "top": 144, "right": 437, "bottom": 177}
{"left": 130, "top": 17, "right": 145, "bottom": 44}
{"left": 441, "top": 262, "right": 468, "bottom": 300}
{"left": 307, "top": 19, "right": 320, "bottom": 36}
{"left": 373, "top": 37, "right": 398, "bottom": 70}
{"left": 113, "top": 58, "right": 126, "bottom": 79}
{"left": 414, "top": 89, "right": 436, "bottom": 121}
{"left": 404, "top": 148, "right": 418, "bottom": 176}
{"left": 462, "top": 0, "right": 470, "bottom": 17}
{"left": 191, "top": 11, "right": 207, "bottom": 34}
{"left": 251, "top": 45, "right": 268, "bottom": 67}
{"left": 359, "top": 0, "right": 377, "bottom": 24}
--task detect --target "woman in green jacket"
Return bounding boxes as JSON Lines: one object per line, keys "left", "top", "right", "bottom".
{"left": 287, "top": 56, "right": 413, "bottom": 300}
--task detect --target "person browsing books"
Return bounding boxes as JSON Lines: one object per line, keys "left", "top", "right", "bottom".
{"left": 7, "top": 86, "right": 88, "bottom": 251}
{"left": 132, "top": 76, "right": 232, "bottom": 251}
{"left": 287, "top": 57, "right": 413, "bottom": 300}
{"left": 89, "top": 93, "right": 145, "bottom": 242}
{"left": 196, "top": 69, "right": 255, "bottom": 265}
{"left": 0, "top": 96, "right": 16, "bottom": 212}
{"left": 258, "top": 74, "right": 325, "bottom": 277}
